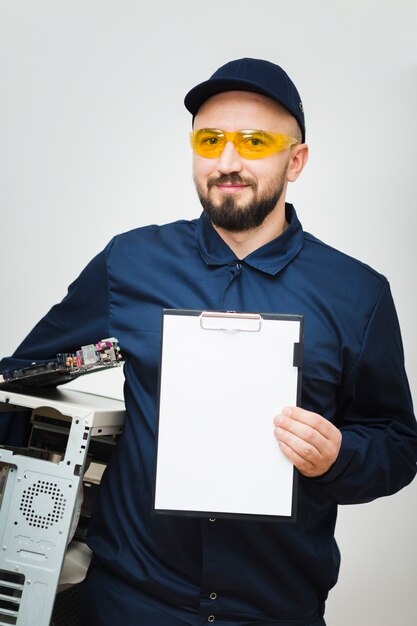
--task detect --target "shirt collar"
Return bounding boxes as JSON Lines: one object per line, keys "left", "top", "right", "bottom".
{"left": 195, "top": 203, "right": 304, "bottom": 276}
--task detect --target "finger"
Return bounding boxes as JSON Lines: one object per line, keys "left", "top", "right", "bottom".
{"left": 277, "top": 440, "right": 315, "bottom": 475}
{"left": 274, "top": 426, "right": 322, "bottom": 465}
{"left": 279, "top": 406, "right": 335, "bottom": 439}
{"left": 273, "top": 415, "right": 326, "bottom": 455}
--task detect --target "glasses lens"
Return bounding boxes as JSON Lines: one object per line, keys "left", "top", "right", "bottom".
{"left": 237, "top": 131, "right": 283, "bottom": 159}
{"left": 191, "top": 129, "right": 225, "bottom": 157}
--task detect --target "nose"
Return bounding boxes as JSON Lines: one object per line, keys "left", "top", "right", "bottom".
{"left": 216, "top": 141, "right": 243, "bottom": 174}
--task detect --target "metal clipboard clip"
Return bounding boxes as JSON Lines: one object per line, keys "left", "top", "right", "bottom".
{"left": 199, "top": 311, "right": 262, "bottom": 333}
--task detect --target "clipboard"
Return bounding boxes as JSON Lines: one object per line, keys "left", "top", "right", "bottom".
{"left": 153, "top": 309, "right": 303, "bottom": 522}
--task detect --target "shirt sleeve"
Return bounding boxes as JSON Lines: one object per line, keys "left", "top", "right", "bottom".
{"left": 305, "top": 282, "right": 417, "bottom": 504}
{"left": 0, "top": 238, "right": 114, "bottom": 444}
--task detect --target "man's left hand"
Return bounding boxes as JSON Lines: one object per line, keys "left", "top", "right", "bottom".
{"left": 273, "top": 407, "right": 342, "bottom": 478}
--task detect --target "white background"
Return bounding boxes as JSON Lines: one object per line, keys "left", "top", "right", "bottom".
{"left": 0, "top": 1, "right": 416, "bottom": 624}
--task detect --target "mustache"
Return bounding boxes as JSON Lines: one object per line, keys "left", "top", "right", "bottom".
{"left": 207, "top": 173, "right": 257, "bottom": 190}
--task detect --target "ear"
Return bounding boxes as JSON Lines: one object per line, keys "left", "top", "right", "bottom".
{"left": 287, "top": 143, "right": 309, "bottom": 182}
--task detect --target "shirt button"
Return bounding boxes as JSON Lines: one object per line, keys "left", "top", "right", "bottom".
{"left": 208, "top": 616, "right": 215, "bottom": 623}
{"left": 210, "top": 592, "right": 217, "bottom": 600}
{"left": 209, "top": 518, "right": 216, "bottom": 522}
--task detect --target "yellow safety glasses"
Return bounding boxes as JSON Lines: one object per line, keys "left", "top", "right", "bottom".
{"left": 190, "top": 128, "right": 299, "bottom": 160}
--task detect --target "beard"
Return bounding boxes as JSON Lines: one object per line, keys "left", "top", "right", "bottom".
{"left": 195, "top": 170, "right": 287, "bottom": 232}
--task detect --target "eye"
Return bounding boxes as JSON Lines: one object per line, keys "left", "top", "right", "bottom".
{"left": 197, "top": 131, "right": 223, "bottom": 147}
{"left": 241, "top": 134, "right": 266, "bottom": 150}
{"left": 240, "top": 131, "right": 268, "bottom": 148}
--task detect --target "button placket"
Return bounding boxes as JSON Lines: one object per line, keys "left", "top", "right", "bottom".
{"left": 200, "top": 519, "right": 221, "bottom": 624}
{"left": 221, "top": 262, "right": 243, "bottom": 309}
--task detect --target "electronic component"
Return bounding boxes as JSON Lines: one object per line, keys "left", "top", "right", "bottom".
{"left": 0, "top": 388, "right": 125, "bottom": 626}
{"left": 0, "top": 338, "right": 123, "bottom": 389}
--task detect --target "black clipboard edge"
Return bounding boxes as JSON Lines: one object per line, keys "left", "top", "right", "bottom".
{"left": 153, "top": 508, "right": 296, "bottom": 523}
{"left": 152, "top": 309, "right": 304, "bottom": 524}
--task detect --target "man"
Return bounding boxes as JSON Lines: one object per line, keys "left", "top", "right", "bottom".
{"left": 1, "top": 58, "right": 416, "bottom": 626}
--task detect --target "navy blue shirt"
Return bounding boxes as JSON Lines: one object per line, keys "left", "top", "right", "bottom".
{"left": 1, "top": 205, "right": 416, "bottom": 625}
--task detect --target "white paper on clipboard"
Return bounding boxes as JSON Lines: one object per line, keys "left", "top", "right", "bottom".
{"left": 154, "top": 310, "right": 303, "bottom": 521}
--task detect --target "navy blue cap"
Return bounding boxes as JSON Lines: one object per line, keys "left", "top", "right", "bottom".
{"left": 184, "top": 58, "right": 305, "bottom": 142}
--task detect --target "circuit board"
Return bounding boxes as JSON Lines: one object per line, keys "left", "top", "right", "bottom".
{"left": 0, "top": 338, "right": 123, "bottom": 389}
